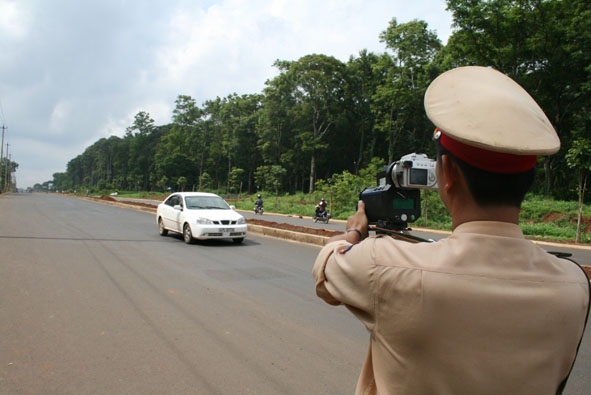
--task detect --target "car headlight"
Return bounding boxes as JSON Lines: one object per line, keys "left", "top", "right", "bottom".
{"left": 237, "top": 217, "right": 246, "bottom": 225}
{"left": 196, "top": 217, "right": 213, "bottom": 225}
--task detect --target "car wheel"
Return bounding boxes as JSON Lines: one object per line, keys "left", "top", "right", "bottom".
{"left": 232, "top": 237, "right": 244, "bottom": 244}
{"left": 158, "top": 217, "right": 168, "bottom": 236}
{"left": 183, "top": 224, "right": 195, "bottom": 244}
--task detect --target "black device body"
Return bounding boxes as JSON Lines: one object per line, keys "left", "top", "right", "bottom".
{"left": 359, "top": 184, "right": 421, "bottom": 230}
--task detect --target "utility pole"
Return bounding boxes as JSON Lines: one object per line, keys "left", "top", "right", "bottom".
{"left": 4, "top": 143, "right": 9, "bottom": 192}
{"left": 0, "top": 124, "right": 5, "bottom": 192}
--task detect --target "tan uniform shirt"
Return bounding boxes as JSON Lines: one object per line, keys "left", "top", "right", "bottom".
{"left": 313, "top": 221, "right": 589, "bottom": 395}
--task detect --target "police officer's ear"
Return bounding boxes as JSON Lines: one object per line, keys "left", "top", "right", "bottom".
{"left": 440, "top": 154, "right": 459, "bottom": 193}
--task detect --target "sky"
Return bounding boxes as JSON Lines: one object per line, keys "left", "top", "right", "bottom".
{"left": 0, "top": 0, "right": 453, "bottom": 189}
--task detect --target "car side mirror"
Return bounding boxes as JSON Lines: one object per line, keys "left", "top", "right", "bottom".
{"left": 173, "top": 204, "right": 183, "bottom": 211}
{"left": 229, "top": 205, "right": 236, "bottom": 210}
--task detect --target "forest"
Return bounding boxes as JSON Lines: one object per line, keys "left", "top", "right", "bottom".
{"left": 46, "top": 0, "right": 590, "bottom": 206}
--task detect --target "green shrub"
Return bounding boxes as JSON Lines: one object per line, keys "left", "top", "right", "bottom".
{"left": 520, "top": 223, "right": 577, "bottom": 242}
{"left": 234, "top": 192, "right": 589, "bottom": 243}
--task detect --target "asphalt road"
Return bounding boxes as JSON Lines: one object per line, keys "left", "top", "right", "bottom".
{"left": 0, "top": 193, "right": 367, "bottom": 394}
{"left": 1, "top": 193, "right": 589, "bottom": 394}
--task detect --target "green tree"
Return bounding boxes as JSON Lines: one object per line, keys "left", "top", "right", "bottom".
{"left": 156, "top": 153, "right": 195, "bottom": 190}
{"left": 52, "top": 172, "right": 71, "bottom": 192}
{"left": 199, "top": 172, "right": 212, "bottom": 191}
{"left": 254, "top": 165, "right": 287, "bottom": 205}
{"left": 374, "top": 19, "right": 442, "bottom": 162}
{"left": 177, "top": 176, "right": 188, "bottom": 192}
{"left": 156, "top": 175, "right": 169, "bottom": 192}
{"left": 258, "top": 73, "right": 298, "bottom": 165}
{"left": 260, "top": 70, "right": 309, "bottom": 193}
{"left": 221, "top": 94, "right": 263, "bottom": 193}
{"left": 156, "top": 95, "right": 204, "bottom": 189}
{"left": 444, "top": 0, "right": 591, "bottom": 199}
{"left": 565, "top": 138, "right": 591, "bottom": 243}
{"left": 153, "top": 96, "right": 202, "bottom": 191}
{"left": 228, "top": 167, "right": 245, "bottom": 194}
{"left": 345, "top": 50, "right": 382, "bottom": 173}
{"left": 0, "top": 157, "right": 18, "bottom": 192}
{"left": 126, "top": 111, "right": 157, "bottom": 191}
{"left": 274, "top": 54, "right": 348, "bottom": 192}
{"left": 202, "top": 94, "right": 262, "bottom": 194}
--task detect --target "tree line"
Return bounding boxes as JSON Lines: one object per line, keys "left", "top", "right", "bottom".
{"left": 48, "top": 0, "right": 590, "bottom": 203}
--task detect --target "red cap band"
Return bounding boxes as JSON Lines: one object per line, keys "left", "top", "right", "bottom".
{"left": 438, "top": 130, "right": 537, "bottom": 174}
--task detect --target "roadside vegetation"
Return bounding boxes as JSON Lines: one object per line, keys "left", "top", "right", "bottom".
{"left": 239, "top": 193, "right": 591, "bottom": 244}
{"left": 89, "top": 188, "right": 591, "bottom": 244}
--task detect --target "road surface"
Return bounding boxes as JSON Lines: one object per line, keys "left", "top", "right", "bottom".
{"left": 1, "top": 193, "right": 367, "bottom": 394}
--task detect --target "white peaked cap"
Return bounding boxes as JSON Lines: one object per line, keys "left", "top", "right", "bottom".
{"left": 425, "top": 66, "right": 560, "bottom": 156}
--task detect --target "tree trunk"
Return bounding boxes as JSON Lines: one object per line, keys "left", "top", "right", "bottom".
{"left": 543, "top": 157, "right": 551, "bottom": 198}
{"left": 576, "top": 172, "right": 587, "bottom": 244}
{"left": 227, "top": 157, "right": 232, "bottom": 194}
{"left": 309, "top": 154, "right": 316, "bottom": 193}
{"left": 198, "top": 152, "right": 204, "bottom": 191}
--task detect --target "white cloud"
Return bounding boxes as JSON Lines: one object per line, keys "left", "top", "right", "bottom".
{"left": 0, "top": 1, "right": 28, "bottom": 39}
{"left": 49, "top": 99, "right": 74, "bottom": 134}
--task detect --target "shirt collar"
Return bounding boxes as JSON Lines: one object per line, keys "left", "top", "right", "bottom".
{"left": 453, "top": 221, "right": 525, "bottom": 239}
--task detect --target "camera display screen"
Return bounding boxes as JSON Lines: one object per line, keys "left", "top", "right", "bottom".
{"left": 409, "top": 168, "right": 428, "bottom": 185}
{"left": 392, "top": 198, "right": 414, "bottom": 209}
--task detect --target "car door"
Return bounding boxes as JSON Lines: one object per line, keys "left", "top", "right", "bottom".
{"left": 162, "top": 194, "right": 183, "bottom": 232}
{"left": 170, "top": 195, "right": 184, "bottom": 232}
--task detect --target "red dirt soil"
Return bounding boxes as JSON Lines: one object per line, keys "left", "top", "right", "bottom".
{"left": 247, "top": 218, "right": 343, "bottom": 238}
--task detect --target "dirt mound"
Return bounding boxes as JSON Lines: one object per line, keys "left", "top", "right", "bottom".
{"left": 99, "top": 195, "right": 117, "bottom": 201}
{"left": 247, "top": 218, "right": 342, "bottom": 238}
{"left": 542, "top": 212, "right": 591, "bottom": 233}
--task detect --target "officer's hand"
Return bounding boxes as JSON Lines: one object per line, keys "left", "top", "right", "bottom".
{"left": 326, "top": 200, "right": 369, "bottom": 244}
{"left": 344, "top": 200, "right": 369, "bottom": 241}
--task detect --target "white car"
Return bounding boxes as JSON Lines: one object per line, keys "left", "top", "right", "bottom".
{"left": 156, "top": 192, "right": 247, "bottom": 244}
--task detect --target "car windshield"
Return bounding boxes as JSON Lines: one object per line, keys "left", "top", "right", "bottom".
{"left": 185, "top": 196, "right": 230, "bottom": 210}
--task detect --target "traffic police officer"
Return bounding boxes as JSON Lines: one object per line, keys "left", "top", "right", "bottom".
{"left": 313, "top": 66, "right": 590, "bottom": 395}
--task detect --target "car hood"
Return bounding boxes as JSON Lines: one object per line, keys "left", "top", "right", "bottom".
{"left": 183, "top": 209, "right": 244, "bottom": 221}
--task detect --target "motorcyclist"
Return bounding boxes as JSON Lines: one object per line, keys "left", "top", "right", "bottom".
{"left": 254, "top": 194, "right": 264, "bottom": 213}
{"left": 315, "top": 198, "right": 327, "bottom": 218}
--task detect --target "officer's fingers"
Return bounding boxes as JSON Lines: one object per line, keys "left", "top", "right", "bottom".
{"left": 351, "top": 201, "right": 367, "bottom": 222}
{"left": 356, "top": 201, "right": 369, "bottom": 227}
{"left": 356, "top": 200, "right": 366, "bottom": 213}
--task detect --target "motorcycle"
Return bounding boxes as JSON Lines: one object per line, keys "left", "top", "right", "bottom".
{"left": 313, "top": 209, "right": 331, "bottom": 224}
{"left": 254, "top": 204, "right": 264, "bottom": 215}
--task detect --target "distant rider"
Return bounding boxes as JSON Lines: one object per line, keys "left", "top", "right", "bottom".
{"left": 315, "top": 198, "right": 327, "bottom": 218}
{"left": 255, "top": 194, "right": 264, "bottom": 213}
